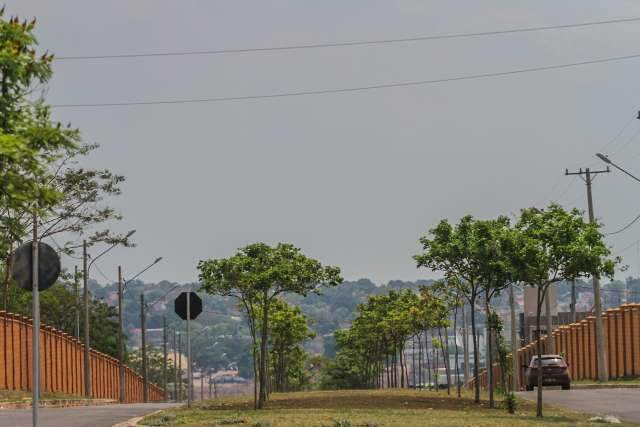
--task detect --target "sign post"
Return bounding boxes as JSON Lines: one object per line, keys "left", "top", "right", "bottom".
{"left": 174, "top": 291, "right": 202, "bottom": 408}
{"left": 31, "top": 214, "right": 39, "bottom": 427}
{"left": 10, "top": 215, "right": 60, "bottom": 427}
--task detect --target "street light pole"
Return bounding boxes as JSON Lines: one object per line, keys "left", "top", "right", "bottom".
{"left": 141, "top": 293, "right": 148, "bottom": 403}
{"left": 74, "top": 265, "right": 79, "bottom": 340}
{"left": 118, "top": 266, "right": 125, "bottom": 403}
{"left": 565, "top": 167, "right": 610, "bottom": 381}
{"left": 83, "top": 230, "right": 136, "bottom": 399}
{"left": 83, "top": 240, "right": 90, "bottom": 398}
{"left": 117, "top": 256, "right": 161, "bottom": 403}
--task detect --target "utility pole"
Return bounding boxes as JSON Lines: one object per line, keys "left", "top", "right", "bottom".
{"left": 83, "top": 240, "right": 91, "bottom": 398}
{"left": 570, "top": 280, "right": 577, "bottom": 324}
{"left": 545, "top": 285, "right": 555, "bottom": 354}
{"left": 118, "top": 266, "right": 125, "bottom": 403}
{"left": 509, "top": 284, "right": 518, "bottom": 392}
{"left": 141, "top": 293, "right": 148, "bottom": 402}
{"left": 163, "top": 317, "right": 168, "bottom": 401}
{"left": 32, "top": 212, "right": 40, "bottom": 427}
{"left": 200, "top": 370, "right": 204, "bottom": 401}
{"left": 565, "top": 166, "right": 610, "bottom": 381}
{"left": 74, "top": 265, "right": 80, "bottom": 340}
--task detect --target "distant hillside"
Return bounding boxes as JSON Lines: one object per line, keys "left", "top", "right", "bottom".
{"left": 88, "top": 275, "right": 639, "bottom": 378}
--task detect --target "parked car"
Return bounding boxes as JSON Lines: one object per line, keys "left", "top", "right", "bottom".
{"left": 524, "top": 354, "right": 571, "bottom": 391}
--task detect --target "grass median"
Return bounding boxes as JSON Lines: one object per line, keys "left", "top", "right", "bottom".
{"left": 140, "top": 388, "right": 630, "bottom": 426}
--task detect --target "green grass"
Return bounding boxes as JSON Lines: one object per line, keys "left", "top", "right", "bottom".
{"left": 140, "top": 389, "right": 635, "bottom": 426}
{"left": 0, "top": 389, "right": 85, "bottom": 403}
{"left": 573, "top": 377, "right": 640, "bottom": 385}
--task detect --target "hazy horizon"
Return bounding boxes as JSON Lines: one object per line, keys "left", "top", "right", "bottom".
{"left": 10, "top": 1, "right": 640, "bottom": 285}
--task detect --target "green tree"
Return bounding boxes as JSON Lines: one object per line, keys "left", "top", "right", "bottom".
{"left": 127, "top": 347, "right": 176, "bottom": 386}
{"left": 511, "top": 204, "right": 616, "bottom": 417}
{"left": 415, "top": 216, "right": 488, "bottom": 403}
{"left": 266, "top": 299, "right": 315, "bottom": 392}
{"left": 198, "top": 242, "right": 342, "bottom": 409}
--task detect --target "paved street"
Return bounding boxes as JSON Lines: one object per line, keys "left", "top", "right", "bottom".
{"left": 1, "top": 403, "right": 179, "bottom": 427}
{"left": 519, "top": 388, "right": 640, "bottom": 423}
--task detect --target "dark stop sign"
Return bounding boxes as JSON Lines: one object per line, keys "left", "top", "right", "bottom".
{"left": 11, "top": 241, "right": 61, "bottom": 292}
{"left": 174, "top": 291, "right": 202, "bottom": 320}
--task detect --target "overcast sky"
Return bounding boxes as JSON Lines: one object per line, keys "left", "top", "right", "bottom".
{"left": 8, "top": 1, "right": 640, "bottom": 285}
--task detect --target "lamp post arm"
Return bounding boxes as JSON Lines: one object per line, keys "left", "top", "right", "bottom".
{"left": 87, "top": 241, "right": 120, "bottom": 272}
{"left": 123, "top": 258, "right": 163, "bottom": 292}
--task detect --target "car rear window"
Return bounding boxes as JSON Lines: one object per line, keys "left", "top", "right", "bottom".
{"left": 531, "top": 357, "right": 566, "bottom": 367}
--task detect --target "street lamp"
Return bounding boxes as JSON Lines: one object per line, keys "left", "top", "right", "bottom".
{"left": 83, "top": 229, "right": 136, "bottom": 398}
{"left": 596, "top": 153, "right": 640, "bottom": 183}
{"left": 118, "top": 256, "right": 163, "bottom": 403}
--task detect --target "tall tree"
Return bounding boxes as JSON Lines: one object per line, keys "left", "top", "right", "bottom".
{"left": 415, "top": 216, "right": 486, "bottom": 403}
{"left": 266, "top": 298, "right": 315, "bottom": 392}
{"left": 511, "top": 204, "right": 616, "bottom": 417}
{"left": 198, "top": 242, "right": 342, "bottom": 408}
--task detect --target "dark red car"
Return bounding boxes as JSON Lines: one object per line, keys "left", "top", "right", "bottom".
{"left": 524, "top": 354, "right": 571, "bottom": 391}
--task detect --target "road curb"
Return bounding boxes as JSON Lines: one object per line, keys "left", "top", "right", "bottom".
{"left": 112, "top": 409, "right": 163, "bottom": 427}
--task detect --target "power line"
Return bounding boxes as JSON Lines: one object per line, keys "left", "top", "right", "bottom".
{"left": 605, "top": 212, "right": 640, "bottom": 236}
{"left": 55, "top": 16, "right": 640, "bottom": 61}
{"left": 147, "top": 284, "right": 181, "bottom": 308}
{"left": 93, "top": 262, "right": 114, "bottom": 284}
{"left": 51, "top": 52, "right": 640, "bottom": 109}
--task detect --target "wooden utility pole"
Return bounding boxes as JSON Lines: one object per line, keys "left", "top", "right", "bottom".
{"left": 565, "top": 167, "right": 610, "bottom": 381}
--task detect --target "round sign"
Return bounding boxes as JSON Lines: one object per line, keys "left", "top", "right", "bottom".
{"left": 10, "top": 241, "right": 61, "bottom": 292}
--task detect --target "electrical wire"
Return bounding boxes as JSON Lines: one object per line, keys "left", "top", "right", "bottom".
{"left": 55, "top": 16, "right": 640, "bottom": 61}
{"left": 93, "top": 262, "right": 114, "bottom": 284}
{"left": 146, "top": 284, "right": 181, "bottom": 308}
{"left": 604, "top": 212, "right": 640, "bottom": 236}
{"left": 51, "top": 52, "right": 640, "bottom": 108}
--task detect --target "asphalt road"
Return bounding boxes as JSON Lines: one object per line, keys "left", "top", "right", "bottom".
{"left": 519, "top": 388, "right": 640, "bottom": 423}
{"left": 1, "top": 403, "right": 179, "bottom": 427}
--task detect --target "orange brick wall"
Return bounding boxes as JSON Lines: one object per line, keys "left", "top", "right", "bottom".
{"left": 470, "top": 303, "right": 640, "bottom": 390}
{"left": 0, "top": 311, "right": 164, "bottom": 402}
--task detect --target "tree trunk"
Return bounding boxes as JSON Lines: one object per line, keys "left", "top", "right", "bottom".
{"left": 3, "top": 252, "right": 12, "bottom": 312}
{"left": 258, "top": 297, "right": 270, "bottom": 409}
{"left": 417, "top": 334, "right": 423, "bottom": 389}
{"left": 454, "top": 306, "right": 461, "bottom": 398}
{"left": 425, "top": 330, "right": 431, "bottom": 389}
{"left": 412, "top": 336, "right": 416, "bottom": 388}
{"left": 440, "top": 326, "right": 451, "bottom": 395}
{"left": 486, "top": 297, "right": 494, "bottom": 408}
{"left": 399, "top": 344, "right": 405, "bottom": 388}
{"left": 536, "top": 285, "right": 545, "bottom": 417}
{"left": 433, "top": 330, "right": 439, "bottom": 392}
{"left": 470, "top": 293, "right": 480, "bottom": 403}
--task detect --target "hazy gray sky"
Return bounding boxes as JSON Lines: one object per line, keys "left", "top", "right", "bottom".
{"left": 9, "top": 1, "right": 640, "bottom": 284}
